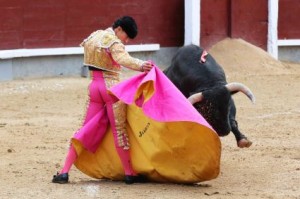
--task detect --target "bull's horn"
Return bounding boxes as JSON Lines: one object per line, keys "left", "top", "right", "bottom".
{"left": 188, "top": 92, "right": 203, "bottom": 104}
{"left": 226, "top": 82, "right": 256, "bottom": 103}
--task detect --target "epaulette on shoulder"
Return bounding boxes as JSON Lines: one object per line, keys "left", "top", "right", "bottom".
{"left": 99, "top": 32, "right": 121, "bottom": 48}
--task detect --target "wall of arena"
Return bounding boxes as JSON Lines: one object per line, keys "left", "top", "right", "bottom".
{"left": 0, "top": 0, "right": 299, "bottom": 81}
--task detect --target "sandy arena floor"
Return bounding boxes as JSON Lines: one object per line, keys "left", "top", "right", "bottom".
{"left": 0, "top": 39, "right": 299, "bottom": 199}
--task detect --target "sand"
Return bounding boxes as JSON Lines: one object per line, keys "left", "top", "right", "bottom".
{"left": 0, "top": 38, "right": 299, "bottom": 199}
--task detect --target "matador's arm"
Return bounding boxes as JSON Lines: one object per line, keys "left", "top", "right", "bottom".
{"left": 110, "top": 43, "right": 145, "bottom": 72}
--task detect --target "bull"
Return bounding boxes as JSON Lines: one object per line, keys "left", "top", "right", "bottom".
{"left": 163, "top": 44, "right": 255, "bottom": 148}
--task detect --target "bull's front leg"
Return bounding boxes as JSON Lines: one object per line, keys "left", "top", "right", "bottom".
{"left": 229, "top": 100, "right": 252, "bottom": 148}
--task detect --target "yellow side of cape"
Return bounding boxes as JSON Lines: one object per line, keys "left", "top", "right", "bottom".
{"left": 72, "top": 105, "right": 221, "bottom": 184}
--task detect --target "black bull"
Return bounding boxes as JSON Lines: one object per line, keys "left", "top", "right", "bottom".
{"left": 163, "top": 44, "right": 255, "bottom": 148}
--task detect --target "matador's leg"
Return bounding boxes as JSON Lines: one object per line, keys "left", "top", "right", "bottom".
{"left": 106, "top": 100, "right": 136, "bottom": 176}
{"left": 103, "top": 73, "right": 136, "bottom": 176}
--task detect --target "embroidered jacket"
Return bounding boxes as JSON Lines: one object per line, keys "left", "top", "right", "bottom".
{"left": 81, "top": 28, "right": 144, "bottom": 73}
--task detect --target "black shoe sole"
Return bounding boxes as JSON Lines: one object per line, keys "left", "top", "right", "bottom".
{"left": 52, "top": 180, "right": 69, "bottom": 184}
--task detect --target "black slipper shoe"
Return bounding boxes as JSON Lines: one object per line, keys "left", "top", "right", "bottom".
{"left": 52, "top": 172, "right": 69, "bottom": 184}
{"left": 124, "top": 174, "right": 148, "bottom": 184}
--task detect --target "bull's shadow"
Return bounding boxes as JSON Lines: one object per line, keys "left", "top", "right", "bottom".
{"left": 163, "top": 44, "right": 255, "bottom": 148}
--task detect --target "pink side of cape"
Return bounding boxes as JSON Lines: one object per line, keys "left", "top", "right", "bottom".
{"left": 110, "top": 66, "right": 213, "bottom": 130}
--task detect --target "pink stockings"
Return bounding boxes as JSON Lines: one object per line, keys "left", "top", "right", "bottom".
{"left": 60, "top": 145, "right": 77, "bottom": 174}
{"left": 59, "top": 71, "right": 136, "bottom": 176}
{"left": 60, "top": 143, "right": 135, "bottom": 176}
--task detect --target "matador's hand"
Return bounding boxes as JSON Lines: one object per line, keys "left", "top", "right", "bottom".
{"left": 141, "top": 61, "right": 153, "bottom": 72}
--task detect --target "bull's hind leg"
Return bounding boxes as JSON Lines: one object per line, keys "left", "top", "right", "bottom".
{"left": 229, "top": 100, "right": 252, "bottom": 148}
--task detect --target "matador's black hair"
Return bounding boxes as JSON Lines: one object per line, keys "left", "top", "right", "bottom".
{"left": 112, "top": 16, "right": 138, "bottom": 39}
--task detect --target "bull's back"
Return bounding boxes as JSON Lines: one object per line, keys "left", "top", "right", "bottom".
{"left": 164, "top": 45, "right": 227, "bottom": 96}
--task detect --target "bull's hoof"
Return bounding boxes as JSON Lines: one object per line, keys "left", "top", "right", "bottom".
{"left": 237, "top": 138, "right": 252, "bottom": 148}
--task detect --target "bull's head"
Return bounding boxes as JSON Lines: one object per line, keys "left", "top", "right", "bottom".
{"left": 188, "top": 83, "right": 255, "bottom": 136}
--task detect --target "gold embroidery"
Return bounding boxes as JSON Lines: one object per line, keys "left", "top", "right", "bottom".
{"left": 81, "top": 28, "right": 144, "bottom": 73}
{"left": 110, "top": 43, "right": 144, "bottom": 71}
{"left": 103, "top": 72, "right": 130, "bottom": 149}
{"left": 81, "top": 28, "right": 121, "bottom": 73}
{"left": 103, "top": 71, "right": 119, "bottom": 89}
{"left": 100, "top": 33, "right": 119, "bottom": 48}
{"left": 112, "top": 101, "right": 129, "bottom": 150}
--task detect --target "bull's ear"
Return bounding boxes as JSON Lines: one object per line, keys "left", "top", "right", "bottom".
{"left": 188, "top": 92, "right": 203, "bottom": 104}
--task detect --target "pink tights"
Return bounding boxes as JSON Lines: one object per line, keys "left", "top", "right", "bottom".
{"left": 60, "top": 144, "right": 136, "bottom": 176}
{"left": 59, "top": 71, "right": 136, "bottom": 176}
{"left": 60, "top": 145, "right": 77, "bottom": 174}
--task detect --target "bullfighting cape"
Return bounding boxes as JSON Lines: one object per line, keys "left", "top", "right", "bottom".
{"left": 72, "top": 66, "right": 221, "bottom": 184}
